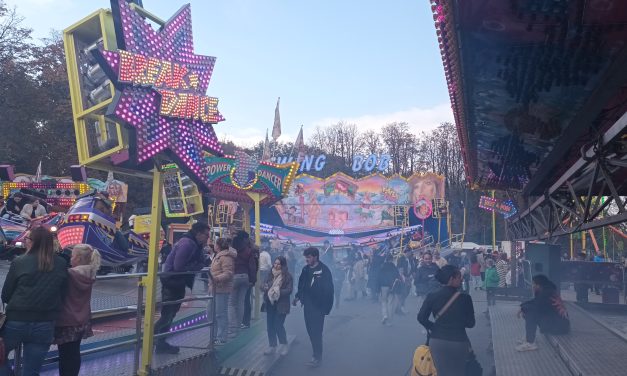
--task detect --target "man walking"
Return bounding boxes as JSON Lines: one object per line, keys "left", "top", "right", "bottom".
{"left": 155, "top": 222, "right": 210, "bottom": 354}
{"left": 294, "top": 247, "right": 334, "bottom": 368}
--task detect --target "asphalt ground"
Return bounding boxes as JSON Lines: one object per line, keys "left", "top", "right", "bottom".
{"left": 270, "top": 286, "right": 495, "bottom": 376}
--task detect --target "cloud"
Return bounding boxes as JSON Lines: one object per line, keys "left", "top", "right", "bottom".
{"left": 310, "top": 103, "right": 454, "bottom": 135}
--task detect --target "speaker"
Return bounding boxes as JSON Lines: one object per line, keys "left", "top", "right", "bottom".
{"left": 70, "top": 165, "right": 87, "bottom": 182}
{"left": 0, "top": 165, "right": 15, "bottom": 181}
{"left": 526, "top": 243, "right": 561, "bottom": 286}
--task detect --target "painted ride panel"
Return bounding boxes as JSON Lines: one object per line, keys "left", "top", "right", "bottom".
{"left": 57, "top": 197, "right": 148, "bottom": 266}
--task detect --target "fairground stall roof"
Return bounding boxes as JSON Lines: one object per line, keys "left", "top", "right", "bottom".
{"left": 432, "top": 0, "right": 627, "bottom": 194}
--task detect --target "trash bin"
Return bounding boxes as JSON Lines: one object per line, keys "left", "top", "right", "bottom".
{"left": 602, "top": 287, "right": 619, "bottom": 304}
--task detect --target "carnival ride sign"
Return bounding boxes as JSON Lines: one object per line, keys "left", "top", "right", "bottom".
{"left": 479, "top": 195, "right": 517, "bottom": 218}
{"left": 93, "top": 0, "right": 223, "bottom": 183}
{"left": 413, "top": 196, "right": 433, "bottom": 220}
{"left": 204, "top": 153, "right": 298, "bottom": 204}
{"left": 274, "top": 154, "right": 391, "bottom": 173}
{"left": 275, "top": 172, "right": 445, "bottom": 235}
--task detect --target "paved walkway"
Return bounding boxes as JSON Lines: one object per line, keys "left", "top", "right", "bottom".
{"left": 267, "top": 288, "right": 494, "bottom": 376}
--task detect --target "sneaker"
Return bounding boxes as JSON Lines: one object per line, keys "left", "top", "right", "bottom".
{"left": 278, "top": 344, "right": 289, "bottom": 356}
{"left": 381, "top": 317, "right": 388, "bottom": 325}
{"left": 516, "top": 342, "right": 538, "bottom": 352}
{"left": 240, "top": 323, "right": 250, "bottom": 329}
{"left": 263, "top": 347, "right": 276, "bottom": 355}
{"left": 155, "top": 342, "right": 180, "bottom": 354}
{"left": 214, "top": 339, "right": 227, "bottom": 346}
{"left": 515, "top": 338, "right": 527, "bottom": 345}
{"left": 306, "top": 358, "right": 321, "bottom": 368}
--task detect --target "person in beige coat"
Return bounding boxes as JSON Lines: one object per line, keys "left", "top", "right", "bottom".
{"left": 209, "top": 238, "right": 237, "bottom": 345}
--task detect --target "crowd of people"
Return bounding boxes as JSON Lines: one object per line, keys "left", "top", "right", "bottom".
{"left": 0, "top": 221, "right": 575, "bottom": 375}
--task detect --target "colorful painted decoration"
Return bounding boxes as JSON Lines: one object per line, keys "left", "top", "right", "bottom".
{"left": 276, "top": 172, "right": 445, "bottom": 235}
{"left": 94, "top": 0, "right": 223, "bottom": 184}
{"left": 204, "top": 153, "right": 298, "bottom": 205}
{"left": 413, "top": 196, "right": 433, "bottom": 220}
{"left": 479, "top": 196, "right": 517, "bottom": 218}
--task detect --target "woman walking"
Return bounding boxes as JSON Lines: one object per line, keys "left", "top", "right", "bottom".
{"left": 418, "top": 265, "right": 476, "bottom": 376}
{"left": 228, "top": 231, "right": 256, "bottom": 338}
{"left": 0, "top": 226, "right": 68, "bottom": 376}
{"left": 55, "top": 244, "right": 101, "bottom": 376}
{"left": 261, "top": 256, "right": 293, "bottom": 356}
{"left": 210, "top": 238, "right": 237, "bottom": 345}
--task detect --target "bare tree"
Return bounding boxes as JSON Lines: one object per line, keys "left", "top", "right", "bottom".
{"left": 0, "top": 2, "right": 31, "bottom": 65}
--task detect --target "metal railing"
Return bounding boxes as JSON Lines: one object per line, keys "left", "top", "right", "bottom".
{"left": 9, "top": 268, "right": 216, "bottom": 375}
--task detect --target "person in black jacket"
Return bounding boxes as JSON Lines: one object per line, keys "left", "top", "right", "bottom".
{"left": 414, "top": 253, "right": 440, "bottom": 301}
{"left": 293, "top": 247, "right": 334, "bottom": 368}
{"left": 418, "top": 265, "right": 475, "bottom": 376}
{"left": 378, "top": 254, "right": 401, "bottom": 325}
{"left": 0, "top": 226, "right": 68, "bottom": 376}
{"left": 516, "top": 274, "right": 570, "bottom": 352}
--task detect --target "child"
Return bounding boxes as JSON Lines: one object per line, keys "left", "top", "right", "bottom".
{"left": 54, "top": 244, "right": 101, "bottom": 376}
{"left": 484, "top": 259, "right": 500, "bottom": 306}
{"left": 470, "top": 256, "right": 482, "bottom": 290}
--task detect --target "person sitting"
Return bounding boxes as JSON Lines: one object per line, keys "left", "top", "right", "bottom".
{"left": 516, "top": 274, "right": 570, "bottom": 352}
{"left": 1, "top": 193, "right": 24, "bottom": 219}
{"left": 20, "top": 199, "right": 47, "bottom": 221}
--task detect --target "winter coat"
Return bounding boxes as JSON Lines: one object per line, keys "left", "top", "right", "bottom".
{"left": 262, "top": 271, "right": 294, "bottom": 315}
{"left": 484, "top": 267, "right": 500, "bottom": 288}
{"left": 56, "top": 265, "right": 96, "bottom": 327}
{"left": 1, "top": 254, "right": 68, "bottom": 322}
{"left": 162, "top": 233, "right": 205, "bottom": 289}
{"left": 234, "top": 247, "right": 258, "bottom": 285}
{"left": 378, "top": 261, "right": 400, "bottom": 288}
{"left": 414, "top": 262, "right": 440, "bottom": 295}
{"left": 496, "top": 260, "right": 509, "bottom": 287}
{"left": 296, "top": 262, "right": 334, "bottom": 315}
{"left": 521, "top": 287, "right": 570, "bottom": 335}
{"left": 210, "top": 248, "right": 237, "bottom": 294}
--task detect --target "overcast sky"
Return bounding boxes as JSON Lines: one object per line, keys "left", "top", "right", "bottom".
{"left": 7, "top": 0, "right": 453, "bottom": 146}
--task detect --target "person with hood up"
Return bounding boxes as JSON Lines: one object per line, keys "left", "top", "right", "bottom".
{"left": 54, "top": 244, "right": 101, "bottom": 376}
{"left": 209, "top": 238, "right": 237, "bottom": 346}
{"left": 155, "top": 222, "right": 209, "bottom": 354}
{"left": 261, "top": 256, "right": 294, "bottom": 356}
{"left": 294, "top": 247, "right": 334, "bottom": 368}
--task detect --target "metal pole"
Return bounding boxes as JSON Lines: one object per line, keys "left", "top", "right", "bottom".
{"left": 461, "top": 204, "right": 466, "bottom": 250}
{"left": 246, "top": 192, "right": 267, "bottom": 320}
{"left": 570, "top": 233, "right": 574, "bottom": 259}
{"left": 133, "top": 283, "right": 144, "bottom": 375}
{"left": 582, "top": 231, "right": 587, "bottom": 255}
{"left": 14, "top": 344, "right": 22, "bottom": 375}
{"left": 491, "top": 191, "right": 497, "bottom": 252}
{"left": 139, "top": 167, "right": 164, "bottom": 376}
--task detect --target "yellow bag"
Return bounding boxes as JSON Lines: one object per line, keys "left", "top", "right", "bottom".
{"left": 412, "top": 344, "right": 437, "bottom": 376}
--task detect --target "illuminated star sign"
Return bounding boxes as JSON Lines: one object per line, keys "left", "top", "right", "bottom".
{"left": 95, "top": 0, "right": 224, "bottom": 180}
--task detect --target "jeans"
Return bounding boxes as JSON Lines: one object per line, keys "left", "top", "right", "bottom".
{"left": 0, "top": 320, "right": 54, "bottom": 376}
{"left": 58, "top": 340, "right": 81, "bottom": 376}
{"left": 242, "top": 286, "right": 253, "bottom": 326}
{"left": 486, "top": 288, "right": 496, "bottom": 306}
{"left": 304, "top": 304, "right": 325, "bottom": 360}
{"left": 213, "top": 293, "right": 229, "bottom": 341}
{"left": 266, "top": 302, "right": 287, "bottom": 347}
{"left": 154, "top": 284, "right": 186, "bottom": 345}
{"left": 228, "top": 274, "right": 249, "bottom": 335}
{"left": 471, "top": 275, "right": 482, "bottom": 288}
{"left": 380, "top": 286, "right": 397, "bottom": 321}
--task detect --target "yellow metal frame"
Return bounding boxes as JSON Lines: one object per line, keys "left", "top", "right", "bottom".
{"left": 138, "top": 168, "right": 164, "bottom": 375}
{"left": 161, "top": 164, "right": 203, "bottom": 218}
{"left": 63, "top": 9, "right": 128, "bottom": 167}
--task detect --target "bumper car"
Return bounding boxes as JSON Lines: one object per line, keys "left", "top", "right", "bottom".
{"left": 57, "top": 196, "right": 149, "bottom": 268}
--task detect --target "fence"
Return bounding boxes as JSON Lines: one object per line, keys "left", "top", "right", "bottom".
{"left": 10, "top": 269, "right": 215, "bottom": 375}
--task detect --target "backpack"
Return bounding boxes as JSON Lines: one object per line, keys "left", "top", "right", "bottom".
{"left": 412, "top": 345, "right": 436, "bottom": 376}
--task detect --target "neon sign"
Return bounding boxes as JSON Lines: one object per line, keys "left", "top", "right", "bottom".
{"left": 115, "top": 50, "right": 221, "bottom": 123}
{"left": 274, "top": 154, "right": 390, "bottom": 173}
{"left": 94, "top": 0, "right": 224, "bottom": 182}
{"left": 479, "top": 196, "right": 517, "bottom": 218}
